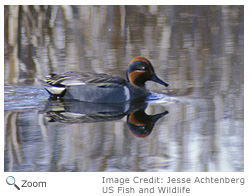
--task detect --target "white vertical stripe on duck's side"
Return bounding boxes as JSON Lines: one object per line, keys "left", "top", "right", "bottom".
{"left": 123, "top": 86, "right": 130, "bottom": 101}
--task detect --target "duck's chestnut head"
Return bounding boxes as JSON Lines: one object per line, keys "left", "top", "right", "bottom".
{"left": 126, "top": 56, "right": 168, "bottom": 87}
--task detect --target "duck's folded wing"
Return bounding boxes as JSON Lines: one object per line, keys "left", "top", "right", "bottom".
{"left": 45, "top": 71, "right": 126, "bottom": 88}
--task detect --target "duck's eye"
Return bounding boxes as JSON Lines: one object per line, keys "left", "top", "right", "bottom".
{"left": 139, "top": 66, "right": 148, "bottom": 71}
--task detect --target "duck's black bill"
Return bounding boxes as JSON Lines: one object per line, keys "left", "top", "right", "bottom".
{"left": 151, "top": 74, "right": 169, "bottom": 87}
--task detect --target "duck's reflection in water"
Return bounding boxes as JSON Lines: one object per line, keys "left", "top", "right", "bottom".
{"left": 42, "top": 99, "right": 168, "bottom": 138}
{"left": 127, "top": 109, "right": 168, "bottom": 138}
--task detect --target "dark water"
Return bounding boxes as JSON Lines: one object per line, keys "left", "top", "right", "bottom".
{"left": 4, "top": 5, "right": 244, "bottom": 172}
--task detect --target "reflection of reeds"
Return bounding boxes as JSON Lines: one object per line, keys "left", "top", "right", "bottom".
{"left": 5, "top": 6, "right": 19, "bottom": 84}
{"left": 4, "top": 99, "right": 244, "bottom": 171}
{"left": 4, "top": 111, "right": 20, "bottom": 171}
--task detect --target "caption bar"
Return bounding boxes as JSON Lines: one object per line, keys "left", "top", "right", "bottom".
{"left": 101, "top": 176, "right": 245, "bottom": 194}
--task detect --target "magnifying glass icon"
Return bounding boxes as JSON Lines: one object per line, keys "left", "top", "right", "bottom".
{"left": 6, "top": 176, "right": 20, "bottom": 190}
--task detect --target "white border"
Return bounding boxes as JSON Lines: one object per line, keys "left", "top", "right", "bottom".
{"left": 2, "top": 1, "right": 249, "bottom": 195}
